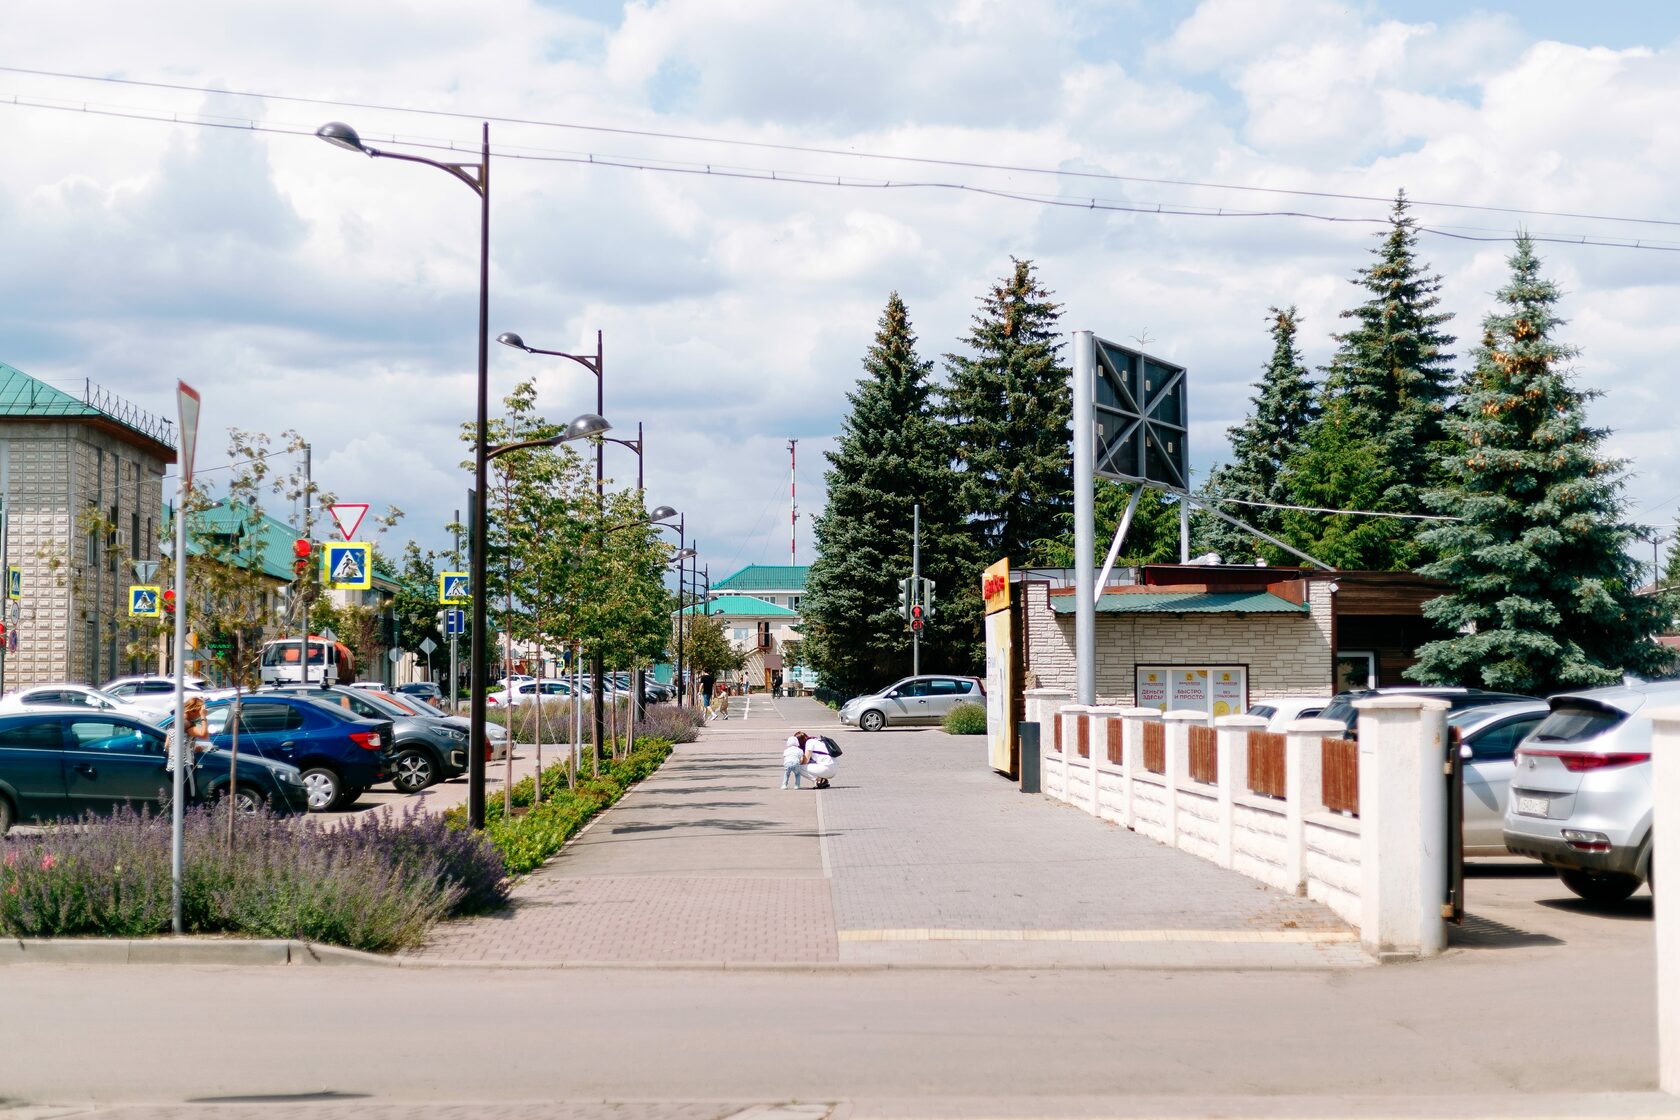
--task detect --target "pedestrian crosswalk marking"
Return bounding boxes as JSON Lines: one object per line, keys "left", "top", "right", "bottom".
{"left": 837, "top": 928, "right": 1356, "bottom": 943}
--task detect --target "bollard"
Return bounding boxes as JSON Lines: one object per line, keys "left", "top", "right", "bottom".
{"left": 1018, "top": 722, "right": 1041, "bottom": 794}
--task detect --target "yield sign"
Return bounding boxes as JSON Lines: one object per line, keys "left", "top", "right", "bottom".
{"left": 329, "top": 503, "right": 369, "bottom": 541}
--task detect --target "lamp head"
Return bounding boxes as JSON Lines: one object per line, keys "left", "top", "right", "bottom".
{"left": 316, "top": 121, "right": 369, "bottom": 154}
{"left": 496, "top": 332, "right": 529, "bottom": 352}
{"left": 562, "top": 413, "right": 611, "bottom": 441}
{"left": 647, "top": 505, "right": 678, "bottom": 524}
{"left": 668, "top": 548, "right": 696, "bottom": 564}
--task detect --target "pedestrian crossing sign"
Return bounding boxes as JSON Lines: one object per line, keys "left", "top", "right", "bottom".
{"left": 323, "top": 542, "right": 373, "bottom": 590}
{"left": 6, "top": 566, "right": 18, "bottom": 600}
{"left": 438, "top": 571, "right": 471, "bottom": 604}
{"left": 129, "top": 585, "right": 162, "bottom": 618}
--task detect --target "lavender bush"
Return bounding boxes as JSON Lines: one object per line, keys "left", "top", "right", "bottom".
{"left": 0, "top": 802, "right": 508, "bottom": 951}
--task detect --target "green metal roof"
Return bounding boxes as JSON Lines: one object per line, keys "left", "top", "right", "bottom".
{"left": 712, "top": 565, "right": 809, "bottom": 592}
{"left": 0, "top": 362, "right": 177, "bottom": 450}
{"left": 180, "top": 500, "right": 306, "bottom": 582}
{"left": 680, "top": 594, "right": 798, "bottom": 617}
{"left": 1049, "top": 591, "right": 1309, "bottom": 615}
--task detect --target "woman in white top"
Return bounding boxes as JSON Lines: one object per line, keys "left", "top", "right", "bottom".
{"left": 788, "top": 731, "right": 837, "bottom": 789}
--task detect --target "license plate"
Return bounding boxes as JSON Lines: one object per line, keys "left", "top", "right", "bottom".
{"left": 1515, "top": 796, "right": 1550, "bottom": 818}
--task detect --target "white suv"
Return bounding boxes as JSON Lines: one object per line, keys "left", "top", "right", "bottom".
{"left": 1502, "top": 679, "right": 1676, "bottom": 903}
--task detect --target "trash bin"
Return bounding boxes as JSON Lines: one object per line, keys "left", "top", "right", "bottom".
{"left": 1018, "top": 721, "right": 1041, "bottom": 794}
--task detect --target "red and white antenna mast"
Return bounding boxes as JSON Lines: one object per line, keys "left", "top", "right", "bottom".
{"left": 788, "top": 438, "right": 799, "bottom": 563}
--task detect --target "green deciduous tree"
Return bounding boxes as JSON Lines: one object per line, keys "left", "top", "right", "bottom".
{"left": 1283, "top": 193, "right": 1457, "bottom": 570}
{"left": 1199, "top": 306, "right": 1319, "bottom": 563}
{"left": 803, "top": 293, "right": 974, "bottom": 696}
{"left": 943, "top": 258, "right": 1072, "bottom": 567}
{"left": 1407, "top": 237, "right": 1673, "bottom": 693}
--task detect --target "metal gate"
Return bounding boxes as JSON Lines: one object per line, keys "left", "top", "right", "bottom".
{"left": 1444, "top": 726, "right": 1465, "bottom": 924}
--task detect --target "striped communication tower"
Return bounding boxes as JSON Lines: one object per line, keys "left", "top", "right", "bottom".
{"left": 788, "top": 438, "right": 799, "bottom": 563}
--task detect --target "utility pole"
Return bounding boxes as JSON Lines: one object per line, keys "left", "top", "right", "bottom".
{"left": 450, "top": 507, "right": 461, "bottom": 712}
{"left": 788, "top": 438, "right": 798, "bottom": 564}
{"left": 298, "top": 443, "right": 311, "bottom": 687}
{"left": 912, "top": 503, "right": 920, "bottom": 677}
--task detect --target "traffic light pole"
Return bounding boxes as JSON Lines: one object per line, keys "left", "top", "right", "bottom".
{"left": 912, "top": 504, "right": 922, "bottom": 676}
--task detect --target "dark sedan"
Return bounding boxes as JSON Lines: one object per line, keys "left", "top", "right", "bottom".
{"left": 262, "top": 684, "right": 466, "bottom": 793}
{"left": 0, "top": 710, "right": 309, "bottom": 833}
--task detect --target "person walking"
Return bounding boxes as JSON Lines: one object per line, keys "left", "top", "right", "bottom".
{"left": 713, "top": 682, "right": 731, "bottom": 721}
{"left": 700, "top": 670, "right": 716, "bottom": 711}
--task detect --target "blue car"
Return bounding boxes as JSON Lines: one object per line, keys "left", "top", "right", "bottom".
{"left": 162, "top": 695, "right": 394, "bottom": 812}
{"left": 0, "top": 710, "right": 310, "bottom": 833}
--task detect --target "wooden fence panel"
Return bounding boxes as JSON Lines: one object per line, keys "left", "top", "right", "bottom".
{"left": 1076, "top": 715, "right": 1090, "bottom": 758}
{"left": 1106, "top": 718, "right": 1125, "bottom": 765}
{"left": 1188, "top": 724, "right": 1217, "bottom": 785}
{"left": 1143, "top": 721, "right": 1166, "bottom": 774}
{"left": 1322, "top": 737, "right": 1360, "bottom": 816}
{"left": 1247, "top": 731, "right": 1286, "bottom": 799}
{"left": 1052, "top": 714, "right": 1061, "bottom": 753}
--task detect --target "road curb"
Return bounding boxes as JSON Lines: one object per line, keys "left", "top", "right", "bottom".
{"left": 0, "top": 937, "right": 394, "bottom": 967}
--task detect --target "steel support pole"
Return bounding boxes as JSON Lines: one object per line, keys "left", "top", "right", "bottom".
{"left": 1180, "top": 493, "right": 1191, "bottom": 563}
{"left": 592, "top": 331, "right": 608, "bottom": 760}
{"left": 1093, "top": 485, "right": 1143, "bottom": 605}
{"left": 912, "top": 503, "right": 920, "bottom": 677}
{"left": 1072, "top": 330, "right": 1096, "bottom": 707}
{"left": 169, "top": 475, "right": 189, "bottom": 932}
{"left": 467, "top": 122, "right": 491, "bottom": 830}
{"left": 675, "top": 514, "right": 685, "bottom": 708}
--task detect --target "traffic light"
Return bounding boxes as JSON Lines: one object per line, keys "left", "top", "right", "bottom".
{"left": 162, "top": 588, "right": 176, "bottom": 614}
{"left": 920, "top": 578, "right": 936, "bottom": 619}
{"left": 898, "top": 577, "right": 912, "bottom": 618}
{"left": 293, "top": 538, "right": 312, "bottom": 577}
{"left": 909, "top": 603, "right": 925, "bottom": 632}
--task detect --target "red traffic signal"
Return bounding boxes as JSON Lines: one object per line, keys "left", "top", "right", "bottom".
{"left": 162, "top": 589, "right": 177, "bottom": 613}
{"left": 293, "top": 539, "right": 313, "bottom": 559}
{"left": 910, "top": 604, "right": 924, "bottom": 621}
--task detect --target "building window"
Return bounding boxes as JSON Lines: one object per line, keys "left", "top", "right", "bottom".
{"left": 131, "top": 512, "right": 141, "bottom": 560}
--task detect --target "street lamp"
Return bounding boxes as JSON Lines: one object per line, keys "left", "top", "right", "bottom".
{"left": 317, "top": 118, "right": 497, "bottom": 828}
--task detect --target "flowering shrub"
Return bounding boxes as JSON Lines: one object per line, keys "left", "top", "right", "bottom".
{"left": 0, "top": 801, "right": 507, "bottom": 952}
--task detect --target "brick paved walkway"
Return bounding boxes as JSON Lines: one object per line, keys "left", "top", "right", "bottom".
{"left": 414, "top": 693, "right": 1362, "bottom": 967}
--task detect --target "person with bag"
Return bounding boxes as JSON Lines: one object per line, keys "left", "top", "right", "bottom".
{"left": 785, "top": 730, "right": 840, "bottom": 789}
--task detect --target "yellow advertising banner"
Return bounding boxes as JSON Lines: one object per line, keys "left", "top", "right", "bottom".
{"left": 982, "top": 557, "right": 1010, "bottom": 615}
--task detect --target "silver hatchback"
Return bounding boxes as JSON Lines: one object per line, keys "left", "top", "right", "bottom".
{"left": 1502, "top": 678, "right": 1676, "bottom": 903}
{"left": 839, "top": 675, "right": 985, "bottom": 732}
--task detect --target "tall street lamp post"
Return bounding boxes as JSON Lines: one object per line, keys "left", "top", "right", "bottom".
{"left": 498, "top": 331, "right": 616, "bottom": 751}
{"left": 317, "top": 118, "right": 503, "bottom": 828}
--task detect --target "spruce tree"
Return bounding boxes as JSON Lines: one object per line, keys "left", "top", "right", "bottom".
{"left": 1283, "top": 193, "right": 1457, "bottom": 569}
{"left": 942, "top": 258, "right": 1072, "bottom": 566}
{"left": 1201, "top": 306, "right": 1319, "bottom": 562}
{"left": 802, "top": 293, "right": 973, "bottom": 697}
{"left": 1407, "top": 237, "right": 1672, "bottom": 693}
{"left": 1040, "top": 482, "right": 1184, "bottom": 568}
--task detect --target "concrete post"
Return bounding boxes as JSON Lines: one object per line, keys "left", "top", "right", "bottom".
{"left": 1354, "top": 696, "right": 1450, "bottom": 961}
{"left": 1062, "top": 705, "right": 1092, "bottom": 810}
{"left": 1161, "top": 711, "right": 1207, "bottom": 847}
{"left": 1023, "top": 688, "right": 1071, "bottom": 738}
{"left": 1646, "top": 708, "right": 1680, "bottom": 1093}
{"left": 1090, "top": 705, "right": 1124, "bottom": 822}
{"left": 1215, "top": 714, "right": 1267, "bottom": 870}
{"left": 1284, "top": 717, "right": 1343, "bottom": 895}
{"left": 1119, "top": 707, "right": 1160, "bottom": 830}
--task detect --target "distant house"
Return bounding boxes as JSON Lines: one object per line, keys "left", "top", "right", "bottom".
{"left": 0, "top": 362, "right": 175, "bottom": 687}
{"left": 675, "top": 564, "right": 806, "bottom": 689}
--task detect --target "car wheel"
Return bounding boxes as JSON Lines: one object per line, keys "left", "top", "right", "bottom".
{"left": 224, "top": 784, "right": 266, "bottom": 815}
{"left": 299, "top": 767, "right": 342, "bottom": 812}
{"left": 1558, "top": 867, "right": 1642, "bottom": 905}
{"left": 0, "top": 794, "right": 12, "bottom": 836}
{"left": 859, "top": 709, "right": 885, "bottom": 732}
{"left": 391, "top": 747, "right": 438, "bottom": 793}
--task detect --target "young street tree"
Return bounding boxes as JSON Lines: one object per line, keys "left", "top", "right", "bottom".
{"left": 943, "top": 258, "right": 1072, "bottom": 568}
{"left": 1283, "top": 193, "right": 1457, "bottom": 570}
{"left": 1407, "top": 237, "right": 1672, "bottom": 694}
{"left": 803, "top": 293, "right": 972, "bottom": 696}
{"left": 1199, "top": 306, "right": 1319, "bottom": 563}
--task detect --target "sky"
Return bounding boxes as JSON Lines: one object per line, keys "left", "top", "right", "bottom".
{"left": 2, "top": 0, "right": 1679, "bottom": 585}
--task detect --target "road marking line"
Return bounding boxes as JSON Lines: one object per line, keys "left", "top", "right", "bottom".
{"left": 837, "top": 928, "right": 1356, "bottom": 943}
{"left": 815, "top": 774, "right": 833, "bottom": 880}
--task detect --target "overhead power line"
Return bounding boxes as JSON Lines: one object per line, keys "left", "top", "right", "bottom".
{"left": 1211, "top": 496, "right": 1463, "bottom": 522}
{"left": 3, "top": 63, "right": 1678, "bottom": 231}
{"left": 7, "top": 94, "right": 1680, "bottom": 254}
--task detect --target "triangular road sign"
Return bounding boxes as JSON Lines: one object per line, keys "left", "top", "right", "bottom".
{"left": 329, "top": 503, "right": 369, "bottom": 541}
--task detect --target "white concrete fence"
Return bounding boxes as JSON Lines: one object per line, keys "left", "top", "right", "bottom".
{"left": 1024, "top": 688, "right": 1450, "bottom": 961}
{"left": 1645, "top": 708, "right": 1680, "bottom": 1095}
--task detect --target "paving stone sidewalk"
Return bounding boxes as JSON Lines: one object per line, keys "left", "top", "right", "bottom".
{"left": 415, "top": 693, "right": 1362, "bottom": 967}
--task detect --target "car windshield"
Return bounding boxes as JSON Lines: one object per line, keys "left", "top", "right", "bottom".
{"left": 401, "top": 696, "right": 448, "bottom": 717}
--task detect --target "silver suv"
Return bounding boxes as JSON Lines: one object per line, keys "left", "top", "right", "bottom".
{"left": 839, "top": 675, "right": 984, "bottom": 732}
{"left": 1502, "top": 678, "right": 1677, "bottom": 903}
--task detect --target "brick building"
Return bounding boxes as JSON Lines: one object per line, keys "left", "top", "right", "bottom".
{"left": 0, "top": 363, "right": 176, "bottom": 688}
{"left": 1020, "top": 564, "right": 1448, "bottom": 712}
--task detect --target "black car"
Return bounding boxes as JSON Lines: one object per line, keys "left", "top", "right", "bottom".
{"left": 0, "top": 710, "right": 309, "bottom": 833}
{"left": 262, "top": 684, "right": 467, "bottom": 793}
{"left": 1318, "top": 687, "right": 1539, "bottom": 735}
{"left": 396, "top": 682, "right": 447, "bottom": 707}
